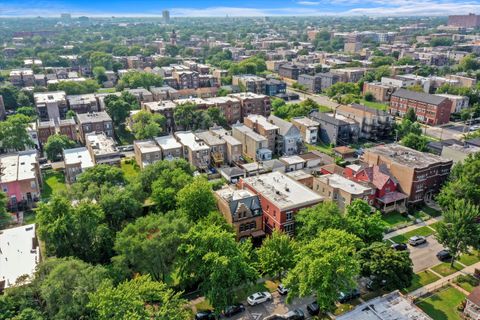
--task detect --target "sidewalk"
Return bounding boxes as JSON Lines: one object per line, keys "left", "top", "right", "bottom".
{"left": 408, "top": 261, "right": 480, "bottom": 299}
{"left": 384, "top": 216, "right": 443, "bottom": 240}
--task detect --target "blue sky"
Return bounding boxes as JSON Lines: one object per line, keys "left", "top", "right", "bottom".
{"left": 1, "top": 0, "right": 480, "bottom": 17}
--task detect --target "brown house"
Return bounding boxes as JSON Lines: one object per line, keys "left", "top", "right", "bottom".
{"left": 215, "top": 185, "right": 264, "bottom": 242}
{"left": 76, "top": 111, "right": 114, "bottom": 143}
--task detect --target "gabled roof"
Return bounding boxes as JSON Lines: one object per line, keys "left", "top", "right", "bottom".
{"left": 356, "top": 164, "right": 397, "bottom": 190}
{"left": 268, "top": 115, "right": 301, "bottom": 137}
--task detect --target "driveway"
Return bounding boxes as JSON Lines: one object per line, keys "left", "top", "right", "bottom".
{"left": 229, "top": 291, "right": 314, "bottom": 320}
{"left": 409, "top": 235, "right": 444, "bottom": 272}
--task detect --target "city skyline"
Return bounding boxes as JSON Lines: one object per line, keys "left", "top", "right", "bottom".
{"left": 1, "top": 0, "right": 480, "bottom": 17}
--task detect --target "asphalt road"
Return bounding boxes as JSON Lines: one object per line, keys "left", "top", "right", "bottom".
{"left": 286, "top": 88, "right": 340, "bottom": 110}
{"left": 229, "top": 291, "right": 314, "bottom": 320}
{"left": 408, "top": 235, "right": 444, "bottom": 273}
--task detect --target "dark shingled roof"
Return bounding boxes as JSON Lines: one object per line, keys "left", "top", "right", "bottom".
{"left": 392, "top": 88, "right": 447, "bottom": 106}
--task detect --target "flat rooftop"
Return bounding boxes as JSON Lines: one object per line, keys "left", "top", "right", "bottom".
{"left": 154, "top": 135, "right": 182, "bottom": 150}
{"left": 76, "top": 111, "right": 112, "bottom": 123}
{"left": 86, "top": 133, "right": 117, "bottom": 155}
{"left": 143, "top": 100, "right": 176, "bottom": 112}
{"left": 318, "top": 173, "right": 372, "bottom": 195}
{"left": 292, "top": 116, "right": 320, "bottom": 127}
{"left": 0, "top": 151, "right": 37, "bottom": 183}
{"left": 175, "top": 131, "right": 210, "bottom": 152}
{"left": 242, "top": 171, "right": 323, "bottom": 211}
{"left": 233, "top": 124, "right": 267, "bottom": 143}
{"left": 246, "top": 114, "right": 279, "bottom": 131}
{"left": 134, "top": 139, "right": 161, "bottom": 153}
{"left": 337, "top": 291, "right": 432, "bottom": 320}
{"left": 0, "top": 224, "right": 40, "bottom": 290}
{"left": 33, "top": 91, "right": 66, "bottom": 104}
{"left": 194, "top": 131, "right": 225, "bottom": 146}
{"left": 229, "top": 92, "right": 267, "bottom": 99}
{"left": 364, "top": 144, "right": 451, "bottom": 168}
{"left": 209, "top": 127, "right": 242, "bottom": 146}
{"left": 280, "top": 155, "right": 306, "bottom": 165}
{"left": 63, "top": 147, "right": 94, "bottom": 169}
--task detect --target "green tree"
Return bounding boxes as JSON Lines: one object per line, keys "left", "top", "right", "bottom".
{"left": 98, "top": 187, "right": 142, "bottom": 231}
{"left": 344, "top": 200, "right": 386, "bottom": 245}
{"left": 295, "top": 202, "right": 344, "bottom": 242}
{"left": 178, "top": 223, "right": 258, "bottom": 313}
{"left": 138, "top": 159, "right": 194, "bottom": 196}
{"left": 459, "top": 54, "right": 480, "bottom": 72}
{"left": 0, "top": 85, "right": 19, "bottom": 109}
{"left": 104, "top": 95, "right": 132, "bottom": 125}
{"left": 283, "top": 229, "right": 361, "bottom": 312}
{"left": 0, "top": 114, "right": 34, "bottom": 151}
{"left": 325, "top": 82, "right": 358, "bottom": 98}
{"left": 89, "top": 275, "right": 190, "bottom": 320}
{"left": 404, "top": 107, "right": 417, "bottom": 122}
{"left": 406, "top": 84, "right": 424, "bottom": 93}
{"left": 395, "top": 118, "right": 422, "bottom": 139}
{"left": 257, "top": 230, "right": 296, "bottom": 280}
{"left": 0, "top": 191, "right": 11, "bottom": 229}
{"left": 150, "top": 167, "right": 193, "bottom": 212}
{"left": 16, "top": 106, "right": 37, "bottom": 120}
{"left": 113, "top": 213, "right": 190, "bottom": 281}
{"left": 401, "top": 132, "right": 429, "bottom": 151}
{"left": 131, "top": 110, "right": 166, "bottom": 139}
{"left": 48, "top": 80, "right": 99, "bottom": 95}
{"left": 93, "top": 66, "right": 108, "bottom": 84}
{"left": 436, "top": 200, "right": 480, "bottom": 266}
{"left": 44, "top": 134, "right": 75, "bottom": 161}
{"left": 117, "top": 71, "right": 163, "bottom": 90}
{"left": 89, "top": 52, "right": 114, "bottom": 69}
{"left": 39, "top": 258, "right": 110, "bottom": 320}
{"left": 173, "top": 103, "right": 196, "bottom": 130}
{"left": 437, "top": 153, "right": 480, "bottom": 207}
{"left": 176, "top": 176, "right": 217, "bottom": 221}
{"left": 358, "top": 242, "right": 413, "bottom": 290}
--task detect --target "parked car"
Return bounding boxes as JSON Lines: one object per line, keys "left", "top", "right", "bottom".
{"left": 338, "top": 288, "right": 360, "bottom": 303}
{"left": 222, "top": 304, "right": 245, "bottom": 317}
{"left": 247, "top": 291, "right": 272, "bottom": 306}
{"left": 436, "top": 249, "right": 452, "bottom": 261}
{"left": 40, "top": 163, "right": 52, "bottom": 170}
{"left": 306, "top": 301, "right": 320, "bottom": 316}
{"left": 277, "top": 284, "right": 288, "bottom": 295}
{"left": 38, "top": 157, "right": 48, "bottom": 164}
{"left": 283, "top": 308, "right": 305, "bottom": 320}
{"left": 408, "top": 235, "right": 427, "bottom": 246}
{"left": 391, "top": 243, "right": 408, "bottom": 251}
{"left": 195, "top": 310, "right": 216, "bottom": 320}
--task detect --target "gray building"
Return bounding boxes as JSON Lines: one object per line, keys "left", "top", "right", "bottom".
{"left": 268, "top": 115, "right": 304, "bottom": 156}
{"left": 309, "top": 111, "right": 359, "bottom": 146}
{"left": 298, "top": 74, "right": 322, "bottom": 93}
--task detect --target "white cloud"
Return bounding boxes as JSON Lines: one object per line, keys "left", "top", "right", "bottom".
{"left": 297, "top": 1, "right": 321, "bottom": 6}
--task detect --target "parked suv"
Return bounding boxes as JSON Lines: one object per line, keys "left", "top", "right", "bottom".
{"left": 408, "top": 235, "right": 427, "bottom": 246}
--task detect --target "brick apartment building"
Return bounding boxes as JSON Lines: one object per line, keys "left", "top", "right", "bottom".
{"left": 448, "top": 13, "right": 480, "bottom": 28}
{"left": 239, "top": 171, "right": 323, "bottom": 236}
{"left": 361, "top": 144, "right": 452, "bottom": 204}
{"left": 389, "top": 88, "right": 452, "bottom": 125}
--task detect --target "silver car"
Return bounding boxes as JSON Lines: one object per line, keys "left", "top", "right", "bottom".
{"left": 408, "top": 235, "right": 427, "bottom": 246}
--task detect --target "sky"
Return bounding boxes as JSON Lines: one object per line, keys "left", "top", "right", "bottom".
{"left": 0, "top": 0, "right": 480, "bottom": 17}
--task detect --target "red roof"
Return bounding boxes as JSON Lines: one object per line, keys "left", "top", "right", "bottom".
{"left": 357, "top": 165, "right": 395, "bottom": 190}
{"left": 468, "top": 286, "right": 480, "bottom": 306}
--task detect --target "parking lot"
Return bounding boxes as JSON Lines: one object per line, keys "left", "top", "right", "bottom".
{"left": 407, "top": 235, "right": 444, "bottom": 273}
{"left": 228, "top": 291, "right": 314, "bottom": 320}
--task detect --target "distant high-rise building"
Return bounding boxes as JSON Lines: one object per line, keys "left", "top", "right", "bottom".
{"left": 170, "top": 29, "right": 177, "bottom": 45}
{"left": 448, "top": 13, "right": 480, "bottom": 28}
{"left": 162, "top": 10, "right": 170, "bottom": 23}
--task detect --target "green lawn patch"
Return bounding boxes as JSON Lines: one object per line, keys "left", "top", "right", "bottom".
{"left": 194, "top": 299, "right": 213, "bottom": 312}
{"left": 306, "top": 142, "right": 334, "bottom": 156}
{"left": 417, "top": 286, "right": 466, "bottom": 320}
{"left": 41, "top": 170, "right": 66, "bottom": 201}
{"left": 390, "top": 225, "right": 436, "bottom": 244}
{"left": 403, "top": 270, "right": 441, "bottom": 293}
{"left": 429, "top": 221, "right": 442, "bottom": 231}
{"left": 431, "top": 262, "right": 464, "bottom": 277}
{"left": 318, "top": 105, "right": 333, "bottom": 113}
{"left": 120, "top": 159, "right": 140, "bottom": 182}
{"left": 454, "top": 275, "right": 480, "bottom": 293}
{"left": 96, "top": 87, "right": 117, "bottom": 93}
{"left": 23, "top": 210, "right": 36, "bottom": 224}
{"left": 233, "top": 282, "right": 270, "bottom": 302}
{"left": 359, "top": 99, "right": 388, "bottom": 111}
{"left": 381, "top": 211, "right": 412, "bottom": 228}
{"left": 458, "top": 251, "right": 480, "bottom": 266}
{"left": 421, "top": 205, "right": 442, "bottom": 217}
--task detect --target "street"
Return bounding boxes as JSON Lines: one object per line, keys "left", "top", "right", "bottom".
{"left": 286, "top": 88, "right": 339, "bottom": 110}
{"left": 228, "top": 291, "right": 314, "bottom": 320}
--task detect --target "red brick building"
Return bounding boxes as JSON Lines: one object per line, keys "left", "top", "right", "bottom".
{"left": 238, "top": 171, "right": 323, "bottom": 236}
{"left": 389, "top": 88, "right": 452, "bottom": 125}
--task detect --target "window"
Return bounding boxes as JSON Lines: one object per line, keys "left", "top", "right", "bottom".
{"left": 286, "top": 211, "right": 293, "bottom": 221}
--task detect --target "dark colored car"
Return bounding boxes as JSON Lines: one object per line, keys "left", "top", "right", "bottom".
{"left": 283, "top": 309, "right": 305, "bottom": 320}
{"left": 38, "top": 157, "right": 48, "bottom": 164}
{"left": 306, "top": 301, "right": 320, "bottom": 316}
{"left": 195, "top": 310, "right": 216, "bottom": 320}
{"left": 391, "top": 243, "right": 408, "bottom": 251}
{"left": 222, "top": 304, "right": 245, "bottom": 317}
{"left": 338, "top": 288, "right": 361, "bottom": 303}
{"left": 437, "top": 249, "right": 452, "bottom": 261}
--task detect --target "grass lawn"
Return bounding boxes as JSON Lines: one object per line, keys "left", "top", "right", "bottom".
{"left": 359, "top": 99, "right": 388, "bottom": 111}
{"left": 318, "top": 105, "right": 333, "bottom": 112}
{"left": 403, "top": 270, "right": 441, "bottom": 293}
{"left": 96, "top": 87, "right": 117, "bottom": 93}
{"left": 23, "top": 210, "right": 36, "bottom": 224}
{"left": 381, "top": 211, "right": 412, "bottom": 228}
{"left": 390, "top": 225, "right": 436, "bottom": 244}
{"left": 421, "top": 205, "right": 442, "bottom": 217}
{"left": 120, "top": 159, "right": 140, "bottom": 182}
{"left": 458, "top": 251, "right": 480, "bottom": 266}
{"left": 306, "top": 142, "right": 333, "bottom": 156}
{"left": 431, "top": 262, "right": 464, "bottom": 277}
{"left": 41, "top": 170, "right": 66, "bottom": 201}
{"left": 417, "top": 286, "right": 466, "bottom": 320}
{"left": 454, "top": 275, "right": 480, "bottom": 293}
{"left": 233, "top": 282, "right": 272, "bottom": 302}
{"left": 429, "top": 221, "right": 442, "bottom": 231}
{"left": 194, "top": 299, "right": 213, "bottom": 312}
